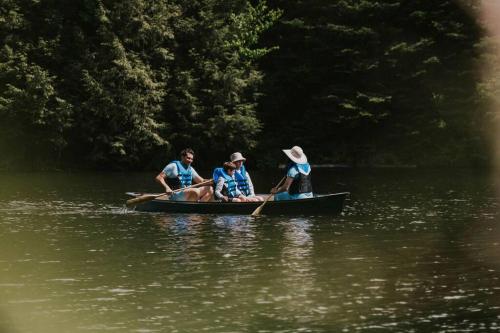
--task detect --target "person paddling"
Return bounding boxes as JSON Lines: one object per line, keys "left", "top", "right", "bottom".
{"left": 271, "top": 146, "right": 313, "bottom": 201}
{"left": 155, "top": 148, "right": 213, "bottom": 201}
{"left": 230, "top": 152, "right": 262, "bottom": 202}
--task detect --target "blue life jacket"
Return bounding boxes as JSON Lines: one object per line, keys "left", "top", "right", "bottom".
{"left": 212, "top": 167, "right": 225, "bottom": 184}
{"left": 287, "top": 162, "right": 313, "bottom": 195}
{"left": 213, "top": 167, "right": 238, "bottom": 198}
{"left": 234, "top": 165, "right": 250, "bottom": 196}
{"left": 166, "top": 160, "right": 193, "bottom": 189}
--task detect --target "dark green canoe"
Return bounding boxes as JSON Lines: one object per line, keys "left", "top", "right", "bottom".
{"left": 126, "top": 192, "right": 349, "bottom": 215}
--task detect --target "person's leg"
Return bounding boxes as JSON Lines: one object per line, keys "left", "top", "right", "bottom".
{"left": 246, "top": 196, "right": 263, "bottom": 202}
{"left": 182, "top": 189, "right": 199, "bottom": 201}
{"left": 169, "top": 192, "right": 186, "bottom": 201}
{"left": 185, "top": 187, "right": 212, "bottom": 202}
{"left": 198, "top": 185, "right": 213, "bottom": 202}
{"left": 274, "top": 192, "right": 292, "bottom": 201}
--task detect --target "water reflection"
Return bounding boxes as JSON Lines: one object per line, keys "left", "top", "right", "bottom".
{"left": 151, "top": 214, "right": 260, "bottom": 269}
{"left": 153, "top": 214, "right": 206, "bottom": 235}
{"left": 262, "top": 218, "right": 317, "bottom": 321}
{"left": 0, "top": 199, "right": 124, "bottom": 217}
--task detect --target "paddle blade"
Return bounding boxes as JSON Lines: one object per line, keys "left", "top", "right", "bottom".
{"left": 126, "top": 194, "right": 159, "bottom": 207}
{"left": 251, "top": 204, "right": 264, "bottom": 216}
{"left": 251, "top": 193, "right": 274, "bottom": 216}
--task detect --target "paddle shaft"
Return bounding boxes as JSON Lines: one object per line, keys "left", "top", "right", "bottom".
{"left": 251, "top": 176, "right": 287, "bottom": 216}
{"left": 126, "top": 179, "right": 213, "bottom": 206}
{"left": 161, "top": 178, "right": 213, "bottom": 196}
{"left": 159, "top": 178, "right": 214, "bottom": 197}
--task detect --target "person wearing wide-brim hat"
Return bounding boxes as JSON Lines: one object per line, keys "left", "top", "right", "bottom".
{"left": 271, "top": 146, "right": 313, "bottom": 201}
{"left": 229, "top": 152, "right": 262, "bottom": 202}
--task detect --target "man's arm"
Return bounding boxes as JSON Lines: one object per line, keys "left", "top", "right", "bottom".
{"left": 246, "top": 172, "right": 255, "bottom": 196}
{"left": 156, "top": 163, "right": 177, "bottom": 194}
{"left": 155, "top": 172, "right": 173, "bottom": 194}
{"left": 191, "top": 168, "right": 206, "bottom": 184}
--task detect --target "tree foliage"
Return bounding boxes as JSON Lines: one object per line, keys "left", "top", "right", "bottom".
{"left": 257, "top": 0, "right": 487, "bottom": 166}
{"left": 0, "top": 0, "right": 72, "bottom": 169}
{"left": 0, "top": 0, "right": 279, "bottom": 170}
{"left": 0, "top": 0, "right": 491, "bottom": 169}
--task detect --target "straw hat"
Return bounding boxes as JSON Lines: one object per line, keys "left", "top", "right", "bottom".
{"left": 230, "top": 152, "right": 246, "bottom": 162}
{"left": 283, "top": 146, "right": 308, "bottom": 164}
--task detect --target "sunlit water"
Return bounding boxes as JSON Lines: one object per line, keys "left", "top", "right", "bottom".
{"left": 1, "top": 170, "right": 500, "bottom": 332}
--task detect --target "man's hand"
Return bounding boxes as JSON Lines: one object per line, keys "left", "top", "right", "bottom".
{"left": 164, "top": 188, "right": 173, "bottom": 195}
{"left": 222, "top": 196, "right": 229, "bottom": 202}
{"left": 270, "top": 187, "right": 279, "bottom": 194}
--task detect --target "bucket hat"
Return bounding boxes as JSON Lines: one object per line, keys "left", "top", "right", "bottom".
{"left": 230, "top": 152, "right": 246, "bottom": 162}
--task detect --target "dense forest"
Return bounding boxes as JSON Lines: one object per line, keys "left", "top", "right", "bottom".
{"left": 0, "top": 0, "right": 494, "bottom": 170}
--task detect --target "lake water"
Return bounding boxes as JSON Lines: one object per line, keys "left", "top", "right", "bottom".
{"left": 1, "top": 169, "right": 500, "bottom": 332}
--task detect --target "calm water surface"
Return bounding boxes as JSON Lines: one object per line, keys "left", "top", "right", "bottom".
{"left": 1, "top": 170, "right": 500, "bottom": 332}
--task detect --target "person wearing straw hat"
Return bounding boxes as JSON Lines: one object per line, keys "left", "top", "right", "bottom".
{"left": 229, "top": 152, "right": 262, "bottom": 202}
{"left": 155, "top": 148, "right": 213, "bottom": 202}
{"left": 271, "top": 146, "right": 313, "bottom": 201}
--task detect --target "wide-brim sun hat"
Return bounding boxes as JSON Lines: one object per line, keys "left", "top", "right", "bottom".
{"left": 283, "top": 146, "right": 308, "bottom": 164}
{"left": 230, "top": 152, "right": 246, "bottom": 162}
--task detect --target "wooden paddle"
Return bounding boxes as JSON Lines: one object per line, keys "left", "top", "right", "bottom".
{"left": 251, "top": 176, "right": 286, "bottom": 217}
{"left": 126, "top": 179, "right": 213, "bottom": 207}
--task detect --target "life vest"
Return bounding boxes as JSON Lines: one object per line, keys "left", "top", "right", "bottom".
{"left": 234, "top": 165, "right": 250, "bottom": 196}
{"left": 212, "top": 167, "right": 225, "bottom": 184}
{"left": 287, "top": 162, "right": 313, "bottom": 195}
{"left": 213, "top": 167, "right": 238, "bottom": 198}
{"left": 166, "top": 160, "right": 193, "bottom": 189}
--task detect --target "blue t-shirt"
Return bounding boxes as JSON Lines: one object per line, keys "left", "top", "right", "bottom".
{"left": 162, "top": 162, "right": 200, "bottom": 179}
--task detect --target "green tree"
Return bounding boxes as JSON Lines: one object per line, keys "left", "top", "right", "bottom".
{"left": 0, "top": 0, "right": 71, "bottom": 169}
{"left": 161, "top": 0, "right": 281, "bottom": 167}
{"left": 258, "top": 0, "right": 485, "bottom": 166}
{"left": 0, "top": 0, "right": 280, "bottom": 170}
{"left": 62, "top": 0, "right": 178, "bottom": 168}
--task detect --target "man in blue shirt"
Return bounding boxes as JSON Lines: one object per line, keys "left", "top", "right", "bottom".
{"left": 155, "top": 148, "right": 213, "bottom": 201}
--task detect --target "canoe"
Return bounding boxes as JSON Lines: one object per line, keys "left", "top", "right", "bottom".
{"left": 126, "top": 192, "right": 349, "bottom": 215}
